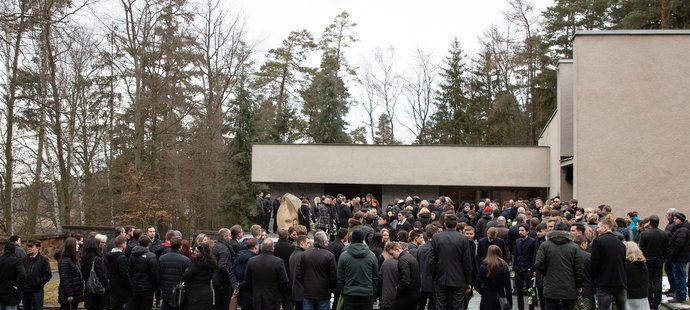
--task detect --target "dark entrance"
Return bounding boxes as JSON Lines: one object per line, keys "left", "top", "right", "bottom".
{"left": 324, "top": 183, "right": 382, "bottom": 200}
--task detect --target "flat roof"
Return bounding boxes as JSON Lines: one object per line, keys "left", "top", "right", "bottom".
{"left": 252, "top": 144, "right": 550, "bottom": 187}
{"left": 575, "top": 30, "right": 690, "bottom": 36}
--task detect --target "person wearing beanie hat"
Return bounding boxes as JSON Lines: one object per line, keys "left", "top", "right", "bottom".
{"left": 668, "top": 213, "right": 690, "bottom": 303}
{"left": 0, "top": 241, "right": 25, "bottom": 308}
{"left": 337, "top": 229, "right": 378, "bottom": 308}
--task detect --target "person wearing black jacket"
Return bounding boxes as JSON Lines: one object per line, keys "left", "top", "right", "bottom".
{"left": 182, "top": 243, "right": 217, "bottom": 310}
{"left": 211, "top": 228, "right": 236, "bottom": 310}
{"left": 239, "top": 239, "right": 289, "bottom": 310}
{"left": 158, "top": 237, "right": 190, "bottom": 310}
{"left": 387, "top": 242, "right": 421, "bottom": 310}
{"left": 0, "top": 242, "right": 26, "bottom": 310}
{"left": 430, "top": 214, "right": 473, "bottom": 309}
{"left": 639, "top": 215, "right": 669, "bottom": 309}
{"left": 667, "top": 213, "right": 690, "bottom": 303}
{"left": 338, "top": 202, "right": 353, "bottom": 230}
{"left": 57, "top": 238, "right": 84, "bottom": 310}
{"left": 328, "top": 229, "right": 347, "bottom": 263}
{"left": 22, "top": 239, "right": 52, "bottom": 310}
{"left": 105, "top": 236, "right": 132, "bottom": 310}
{"left": 126, "top": 235, "right": 158, "bottom": 310}
{"left": 232, "top": 238, "right": 259, "bottom": 310}
{"left": 82, "top": 237, "right": 110, "bottom": 310}
{"left": 273, "top": 229, "right": 295, "bottom": 310}
{"left": 590, "top": 220, "right": 627, "bottom": 309}
{"left": 416, "top": 225, "right": 438, "bottom": 310}
{"left": 512, "top": 224, "right": 536, "bottom": 310}
{"left": 297, "top": 231, "right": 337, "bottom": 310}
{"left": 477, "top": 227, "right": 508, "bottom": 263}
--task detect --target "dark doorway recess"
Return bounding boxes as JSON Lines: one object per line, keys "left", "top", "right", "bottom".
{"left": 324, "top": 184, "right": 382, "bottom": 200}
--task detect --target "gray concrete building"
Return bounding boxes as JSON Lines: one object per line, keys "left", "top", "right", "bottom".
{"left": 253, "top": 30, "right": 690, "bottom": 217}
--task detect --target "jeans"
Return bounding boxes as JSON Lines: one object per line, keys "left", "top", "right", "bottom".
{"left": 648, "top": 265, "right": 663, "bottom": 308}
{"left": 22, "top": 291, "right": 44, "bottom": 310}
{"left": 543, "top": 298, "right": 576, "bottom": 310}
{"left": 434, "top": 284, "right": 466, "bottom": 310}
{"left": 596, "top": 287, "right": 627, "bottom": 310}
{"left": 672, "top": 262, "right": 688, "bottom": 300}
{"left": 515, "top": 270, "right": 535, "bottom": 310}
{"left": 303, "top": 299, "right": 330, "bottom": 310}
{"left": 0, "top": 305, "right": 18, "bottom": 310}
{"left": 666, "top": 259, "right": 675, "bottom": 291}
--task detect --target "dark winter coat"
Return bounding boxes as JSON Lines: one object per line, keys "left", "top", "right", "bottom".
{"left": 327, "top": 239, "right": 345, "bottom": 263}
{"left": 0, "top": 251, "right": 26, "bottom": 305}
{"left": 477, "top": 237, "right": 508, "bottom": 265}
{"left": 104, "top": 250, "right": 132, "bottom": 307}
{"left": 475, "top": 263, "right": 512, "bottom": 310}
{"left": 338, "top": 204, "right": 353, "bottom": 229}
{"left": 512, "top": 236, "right": 536, "bottom": 272}
{"left": 273, "top": 239, "right": 295, "bottom": 273}
{"left": 336, "top": 243, "right": 378, "bottom": 297}
{"left": 22, "top": 253, "right": 51, "bottom": 292}
{"left": 430, "top": 229, "right": 473, "bottom": 288}
{"left": 639, "top": 227, "right": 669, "bottom": 267}
{"left": 668, "top": 221, "right": 690, "bottom": 262}
{"left": 239, "top": 252, "right": 289, "bottom": 310}
{"left": 590, "top": 232, "right": 627, "bottom": 290}
{"left": 535, "top": 230, "right": 585, "bottom": 300}
{"left": 415, "top": 242, "right": 434, "bottom": 293}
{"left": 181, "top": 261, "right": 216, "bottom": 310}
{"left": 232, "top": 249, "right": 257, "bottom": 308}
{"left": 81, "top": 255, "right": 111, "bottom": 309}
{"left": 58, "top": 257, "right": 84, "bottom": 305}
{"left": 297, "top": 244, "right": 337, "bottom": 300}
{"left": 158, "top": 249, "right": 190, "bottom": 304}
{"left": 289, "top": 247, "right": 306, "bottom": 301}
{"left": 396, "top": 251, "right": 421, "bottom": 296}
{"left": 626, "top": 261, "right": 649, "bottom": 299}
{"left": 298, "top": 203, "right": 311, "bottom": 230}
{"left": 129, "top": 246, "right": 158, "bottom": 293}
{"left": 212, "top": 239, "right": 236, "bottom": 289}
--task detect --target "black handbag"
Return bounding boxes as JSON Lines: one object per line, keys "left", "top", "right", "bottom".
{"left": 171, "top": 282, "right": 186, "bottom": 307}
{"left": 85, "top": 259, "right": 106, "bottom": 295}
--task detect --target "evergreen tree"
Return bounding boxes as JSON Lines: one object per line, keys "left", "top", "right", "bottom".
{"left": 609, "top": 0, "right": 690, "bottom": 29}
{"left": 430, "top": 38, "right": 475, "bottom": 144}
{"left": 542, "top": 0, "right": 611, "bottom": 58}
{"left": 374, "top": 113, "right": 399, "bottom": 144}
{"left": 302, "top": 54, "right": 351, "bottom": 143}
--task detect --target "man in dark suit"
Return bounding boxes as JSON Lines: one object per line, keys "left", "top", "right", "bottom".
{"left": 240, "top": 239, "right": 289, "bottom": 310}
{"left": 639, "top": 215, "right": 669, "bottom": 309}
{"left": 513, "top": 224, "right": 536, "bottom": 310}
{"left": 477, "top": 227, "right": 508, "bottom": 263}
{"left": 273, "top": 229, "right": 295, "bottom": 310}
{"left": 430, "top": 214, "right": 473, "bottom": 310}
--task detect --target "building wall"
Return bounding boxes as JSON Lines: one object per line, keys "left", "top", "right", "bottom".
{"left": 253, "top": 144, "right": 550, "bottom": 188}
{"left": 573, "top": 31, "right": 690, "bottom": 218}
{"left": 538, "top": 108, "right": 561, "bottom": 199}
{"left": 559, "top": 60, "right": 574, "bottom": 158}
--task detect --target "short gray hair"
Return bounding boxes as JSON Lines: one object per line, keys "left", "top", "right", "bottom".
{"left": 262, "top": 238, "right": 274, "bottom": 252}
{"left": 314, "top": 231, "right": 328, "bottom": 247}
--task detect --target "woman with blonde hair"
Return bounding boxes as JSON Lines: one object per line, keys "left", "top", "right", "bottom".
{"left": 625, "top": 241, "right": 650, "bottom": 310}
{"left": 476, "top": 245, "right": 512, "bottom": 310}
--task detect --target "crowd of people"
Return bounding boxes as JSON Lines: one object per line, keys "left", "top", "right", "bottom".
{"left": 0, "top": 193, "right": 688, "bottom": 310}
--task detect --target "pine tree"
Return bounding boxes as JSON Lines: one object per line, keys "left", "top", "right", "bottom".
{"left": 302, "top": 54, "right": 351, "bottom": 143}
{"left": 374, "top": 113, "right": 398, "bottom": 144}
{"left": 542, "top": 0, "right": 611, "bottom": 58}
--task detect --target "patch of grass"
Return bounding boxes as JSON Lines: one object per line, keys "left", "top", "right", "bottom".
{"left": 44, "top": 280, "right": 59, "bottom": 306}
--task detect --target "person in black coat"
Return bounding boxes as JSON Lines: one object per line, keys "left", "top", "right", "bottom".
{"left": 430, "top": 215, "right": 473, "bottom": 310}
{"left": 0, "top": 242, "right": 26, "bottom": 309}
{"left": 476, "top": 245, "right": 512, "bottom": 310}
{"left": 158, "top": 237, "right": 190, "bottom": 310}
{"left": 57, "top": 237, "right": 84, "bottom": 310}
{"left": 328, "top": 229, "right": 347, "bottom": 263}
{"left": 182, "top": 243, "right": 217, "bottom": 310}
{"left": 212, "top": 228, "right": 236, "bottom": 310}
{"left": 126, "top": 235, "right": 158, "bottom": 310}
{"left": 22, "top": 239, "right": 52, "bottom": 310}
{"left": 232, "top": 238, "right": 259, "bottom": 310}
{"left": 82, "top": 237, "right": 111, "bottom": 310}
{"left": 298, "top": 200, "right": 311, "bottom": 233}
{"left": 105, "top": 236, "right": 132, "bottom": 310}
{"left": 239, "top": 239, "right": 289, "bottom": 310}
{"left": 476, "top": 227, "right": 508, "bottom": 263}
{"left": 273, "top": 229, "right": 295, "bottom": 310}
{"left": 512, "top": 224, "right": 536, "bottom": 310}
{"left": 297, "top": 231, "right": 337, "bottom": 309}
{"left": 416, "top": 224, "right": 438, "bottom": 310}
{"left": 639, "top": 215, "right": 669, "bottom": 309}
{"left": 387, "top": 242, "right": 421, "bottom": 310}
{"left": 590, "top": 220, "right": 627, "bottom": 309}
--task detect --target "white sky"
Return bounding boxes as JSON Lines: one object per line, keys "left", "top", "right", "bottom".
{"left": 225, "top": 0, "right": 552, "bottom": 142}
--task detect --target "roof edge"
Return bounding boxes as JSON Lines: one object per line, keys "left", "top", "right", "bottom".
{"left": 575, "top": 30, "right": 690, "bottom": 36}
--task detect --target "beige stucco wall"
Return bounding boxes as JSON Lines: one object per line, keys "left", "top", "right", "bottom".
{"left": 252, "top": 144, "right": 550, "bottom": 187}
{"left": 573, "top": 31, "right": 690, "bottom": 218}
{"left": 558, "top": 60, "right": 574, "bottom": 158}
{"left": 538, "top": 109, "right": 561, "bottom": 199}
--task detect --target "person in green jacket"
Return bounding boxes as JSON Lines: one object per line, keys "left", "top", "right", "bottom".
{"left": 337, "top": 229, "right": 378, "bottom": 309}
{"left": 535, "top": 226, "right": 585, "bottom": 310}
